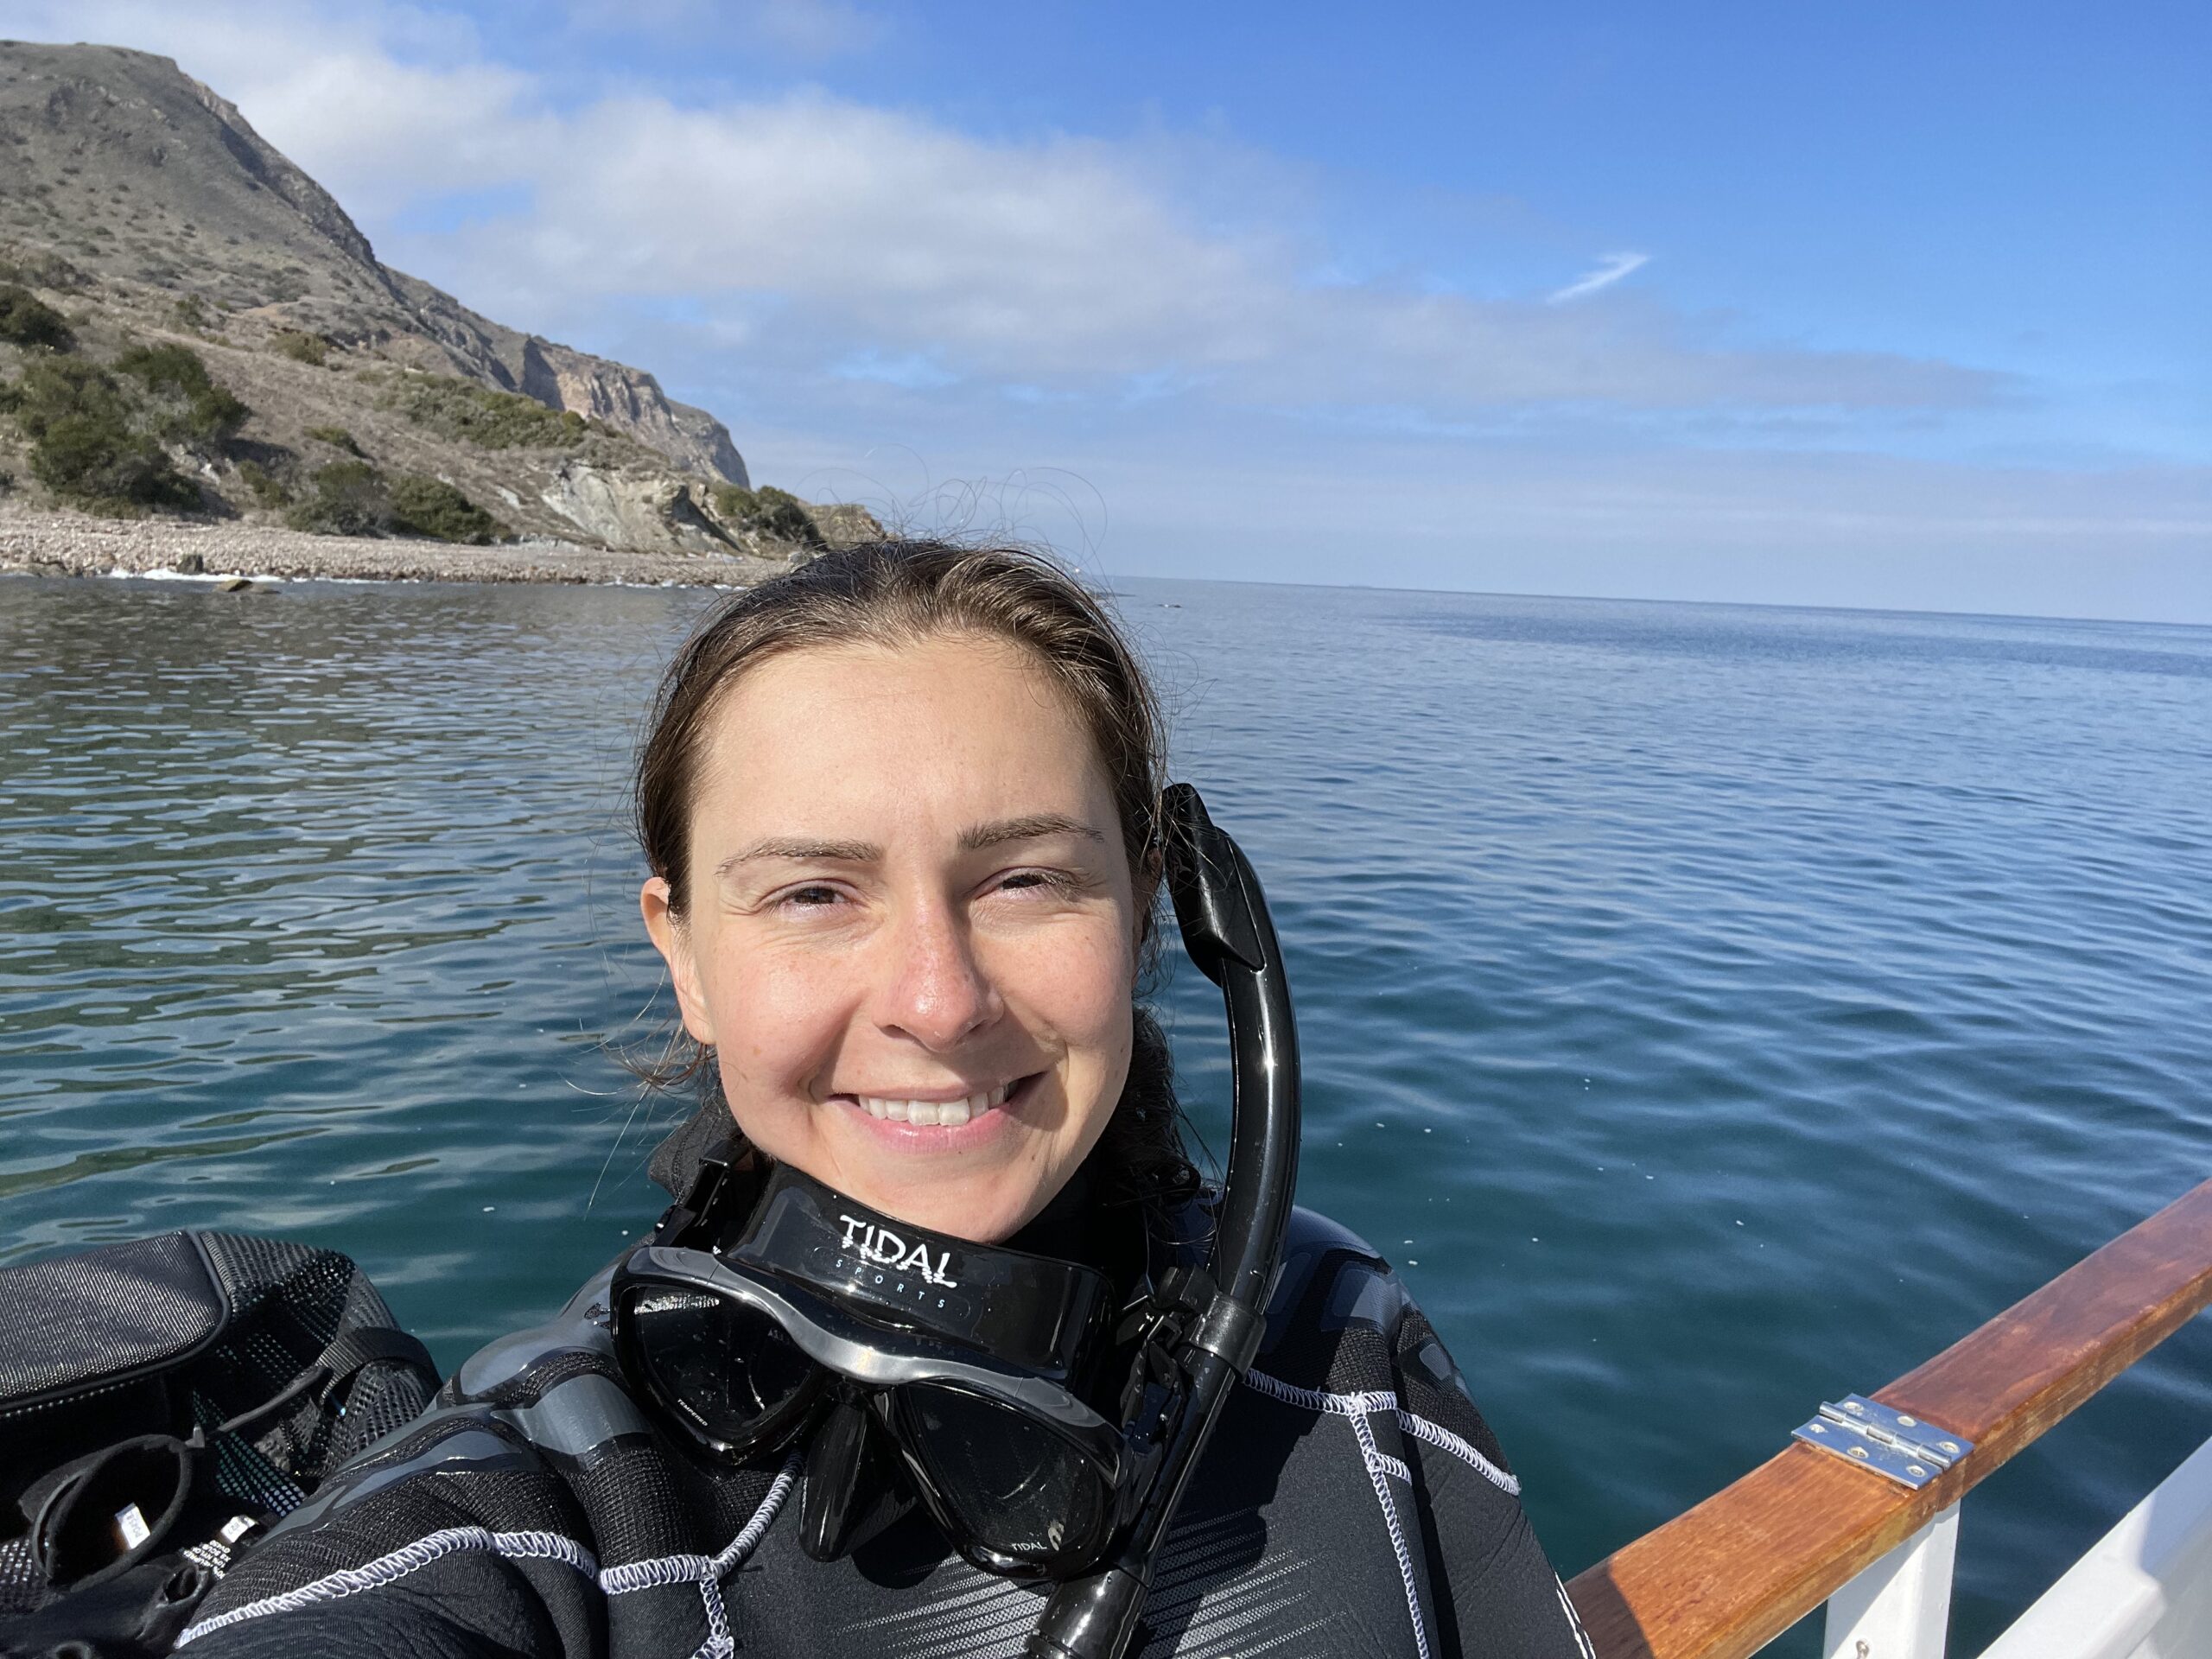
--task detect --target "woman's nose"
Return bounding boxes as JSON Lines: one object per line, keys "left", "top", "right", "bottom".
{"left": 874, "top": 900, "right": 1001, "bottom": 1049}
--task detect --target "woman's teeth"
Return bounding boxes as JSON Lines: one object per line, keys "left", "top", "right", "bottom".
{"left": 855, "top": 1082, "right": 1013, "bottom": 1127}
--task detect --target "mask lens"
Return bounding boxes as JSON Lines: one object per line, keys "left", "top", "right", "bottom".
{"left": 893, "top": 1383, "right": 1114, "bottom": 1570}
{"left": 624, "top": 1286, "right": 817, "bottom": 1454}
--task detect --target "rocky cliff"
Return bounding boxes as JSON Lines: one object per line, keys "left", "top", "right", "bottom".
{"left": 0, "top": 41, "right": 865, "bottom": 558}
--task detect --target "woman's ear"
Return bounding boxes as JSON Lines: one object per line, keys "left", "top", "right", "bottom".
{"left": 640, "top": 876, "right": 716, "bottom": 1044}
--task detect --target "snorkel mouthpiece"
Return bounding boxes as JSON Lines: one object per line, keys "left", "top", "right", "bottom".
{"left": 1027, "top": 785, "right": 1302, "bottom": 1658}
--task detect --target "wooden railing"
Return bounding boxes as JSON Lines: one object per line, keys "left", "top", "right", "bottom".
{"left": 1565, "top": 1177, "right": 2212, "bottom": 1659}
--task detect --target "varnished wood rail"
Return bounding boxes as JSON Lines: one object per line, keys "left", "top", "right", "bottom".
{"left": 1565, "top": 1177, "right": 2212, "bottom": 1659}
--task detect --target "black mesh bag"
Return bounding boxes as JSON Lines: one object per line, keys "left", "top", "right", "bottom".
{"left": 0, "top": 1231, "right": 438, "bottom": 1654}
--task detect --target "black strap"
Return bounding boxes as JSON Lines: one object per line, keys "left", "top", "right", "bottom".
{"left": 209, "top": 1325, "right": 437, "bottom": 1444}
{"left": 314, "top": 1326, "right": 437, "bottom": 1404}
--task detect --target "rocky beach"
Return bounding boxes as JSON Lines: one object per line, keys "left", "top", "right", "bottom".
{"left": 0, "top": 503, "right": 795, "bottom": 587}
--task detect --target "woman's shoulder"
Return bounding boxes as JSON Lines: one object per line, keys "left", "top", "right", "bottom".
{"left": 1241, "top": 1204, "right": 1517, "bottom": 1475}
{"left": 1256, "top": 1202, "right": 1427, "bottom": 1370}
{"left": 1190, "top": 1206, "right": 1590, "bottom": 1657}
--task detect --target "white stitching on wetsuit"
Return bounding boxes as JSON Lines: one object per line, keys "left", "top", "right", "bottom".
{"left": 1241, "top": 1370, "right": 1396, "bottom": 1416}
{"left": 1241, "top": 1369, "right": 1522, "bottom": 1496}
{"left": 694, "top": 1453, "right": 799, "bottom": 1659}
{"left": 174, "top": 1527, "right": 600, "bottom": 1646}
{"left": 600, "top": 1452, "right": 800, "bottom": 1659}
{"left": 1241, "top": 1370, "right": 1439, "bottom": 1658}
{"left": 601, "top": 1552, "right": 720, "bottom": 1592}
{"left": 1556, "top": 1573, "right": 1599, "bottom": 1659}
{"left": 714, "top": 1455, "right": 800, "bottom": 1574}
{"left": 1390, "top": 1403, "right": 1522, "bottom": 1497}
{"left": 1350, "top": 1407, "right": 1433, "bottom": 1659}
{"left": 175, "top": 1455, "right": 804, "bottom": 1655}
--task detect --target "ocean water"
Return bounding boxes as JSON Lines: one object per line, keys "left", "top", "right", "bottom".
{"left": 3, "top": 571, "right": 2209, "bottom": 1653}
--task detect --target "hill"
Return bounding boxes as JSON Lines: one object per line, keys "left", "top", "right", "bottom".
{"left": 0, "top": 41, "right": 868, "bottom": 563}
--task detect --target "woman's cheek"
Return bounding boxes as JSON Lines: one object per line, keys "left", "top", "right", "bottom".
{"left": 711, "top": 944, "right": 846, "bottom": 1100}
{"left": 1015, "top": 925, "right": 1135, "bottom": 1117}
{"left": 1043, "top": 924, "right": 1136, "bottom": 1045}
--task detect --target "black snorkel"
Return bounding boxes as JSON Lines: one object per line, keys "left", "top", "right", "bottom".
{"left": 1024, "top": 782, "right": 1302, "bottom": 1659}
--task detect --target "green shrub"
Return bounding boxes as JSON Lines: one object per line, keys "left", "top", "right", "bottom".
{"left": 385, "top": 373, "right": 587, "bottom": 449}
{"left": 170, "top": 296, "right": 211, "bottom": 331}
{"left": 176, "top": 384, "right": 247, "bottom": 447}
{"left": 711, "top": 480, "right": 818, "bottom": 545}
{"left": 280, "top": 461, "right": 506, "bottom": 543}
{"left": 271, "top": 330, "right": 327, "bottom": 366}
{"left": 0, "top": 468, "right": 14, "bottom": 496}
{"left": 389, "top": 474, "right": 505, "bottom": 544}
{"left": 304, "top": 425, "right": 360, "bottom": 454}
{"left": 9, "top": 358, "right": 197, "bottom": 511}
{"left": 115, "top": 343, "right": 210, "bottom": 395}
{"left": 114, "top": 343, "right": 251, "bottom": 448}
{"left": 236, "top": 459, "right": 290, "bottom": 507}
{"left": 284, "top": 459, "right": 388, "bottom": 536}
{"left": 0, "top": 283, "right": 73, "bottom": 352}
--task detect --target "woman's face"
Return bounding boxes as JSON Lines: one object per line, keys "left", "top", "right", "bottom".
{"left": 640, "top": 631, "right": 1142, "bottom": 1244}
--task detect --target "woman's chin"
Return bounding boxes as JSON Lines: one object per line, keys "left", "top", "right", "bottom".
{"left": 806, "top": 1169, "right": 1029, "bottom": 1245}
{"left": 823, "top": 1136, "right": 1046, "bottom": 1243}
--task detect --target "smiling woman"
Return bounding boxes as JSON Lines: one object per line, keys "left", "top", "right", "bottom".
{"left": 629, "top": 542, "right": 1199, "bottom": 1249}
{"left": 639, "top": 632, "right": 1148, "bottom": 1244}
{"left": 175, "top": 542, "right": 1594, "bottom": 1659}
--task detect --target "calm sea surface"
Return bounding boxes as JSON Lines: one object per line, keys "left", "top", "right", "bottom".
{"left": 3, "top": 572, "right": 2209, "bottom": 1652}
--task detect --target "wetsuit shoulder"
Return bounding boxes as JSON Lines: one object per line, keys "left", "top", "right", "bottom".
{"left": 1224, "top": 1203, "right": 1595, "bottom": 1659}
{"left": 178, "top": 1267, "right": 795, "bottom": 1659}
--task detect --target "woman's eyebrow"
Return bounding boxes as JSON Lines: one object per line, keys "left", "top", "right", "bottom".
{"left": 717, "top": 836, "right": 880, "bottom": 874}
{"left": 714, "top": 816, "right": 1103, "bottom": 876}
{"left": 960, "top": 813, "right": 1107, "bottom": 851}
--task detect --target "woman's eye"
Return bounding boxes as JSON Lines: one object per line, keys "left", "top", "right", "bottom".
{"left": 995, "top": 869, "right": 1071, "bottom": 895}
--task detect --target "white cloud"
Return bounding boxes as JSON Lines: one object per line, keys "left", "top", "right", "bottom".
{"left": 399, "top": 94, "right": 1993, "bottom": 413}
{"left": 0, "top": 0, "right": 1998, "bottom": 416}
{"left": 1548, "top": 251, "right": 1650, "bottom": 304}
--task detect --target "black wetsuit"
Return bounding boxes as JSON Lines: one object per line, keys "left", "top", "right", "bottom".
{"left": 175, "top": 1202, "right": 1592, "bottom": 1659}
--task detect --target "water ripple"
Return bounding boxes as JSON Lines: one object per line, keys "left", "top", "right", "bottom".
{"left": 4, "top": 575, "right": 2210, "bottom": 1652}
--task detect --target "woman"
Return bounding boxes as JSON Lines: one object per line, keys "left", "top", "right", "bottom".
{"left": 178, "top": 542, "right": 1592, "bottom": 1658}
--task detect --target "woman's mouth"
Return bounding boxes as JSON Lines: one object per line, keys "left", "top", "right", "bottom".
{"left": 842, "top": 1077, "right": 1025, "bottom": 1128}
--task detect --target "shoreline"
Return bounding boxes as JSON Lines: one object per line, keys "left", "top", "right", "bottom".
{"left": 0, "top": 506, "right": 794, "bottom": 588}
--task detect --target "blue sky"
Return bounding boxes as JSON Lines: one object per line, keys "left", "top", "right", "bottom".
{"left": 5, "top": 1, "right": 2206, "bottom": 618}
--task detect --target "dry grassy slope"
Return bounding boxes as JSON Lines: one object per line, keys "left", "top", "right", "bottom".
{"left": 0, "top": 41, "right": 869, "bottom": 557}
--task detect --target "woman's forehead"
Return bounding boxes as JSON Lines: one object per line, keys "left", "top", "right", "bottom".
{"left": 690, "top": 634, "right": 1114, "bottom": 835}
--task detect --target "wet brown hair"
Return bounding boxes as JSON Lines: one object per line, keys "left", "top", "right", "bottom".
{"left": 632, "top": 538, "right": 1198, "bottom": 1211}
